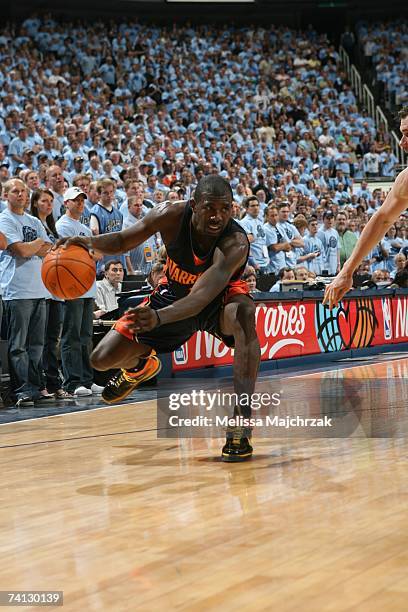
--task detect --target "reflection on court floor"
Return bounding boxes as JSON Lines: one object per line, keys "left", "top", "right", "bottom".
{"left": 0, "top": 357, "right": 407, "bottom": 611}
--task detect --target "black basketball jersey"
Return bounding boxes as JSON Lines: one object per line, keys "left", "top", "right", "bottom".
{"left": 164, "top": 202, "right": 249, "bottom": 298}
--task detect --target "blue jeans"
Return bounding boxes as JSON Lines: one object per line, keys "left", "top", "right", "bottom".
{"left": 42, "top": 300, "right": 63, "bottom": 392}
{"left": 60, "top": 298, "right": 94, "bottom": 392}
{"left": 5, "top": 299, "right": 46, "bottom": 400}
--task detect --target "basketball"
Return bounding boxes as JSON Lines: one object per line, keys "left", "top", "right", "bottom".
{"left": 42, "top": 245, "right": 96, "bottom": 300}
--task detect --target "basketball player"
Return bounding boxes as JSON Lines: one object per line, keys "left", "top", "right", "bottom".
{"left": 324, "top": 107, "right": 408, "bottom": 309}
{"left": 58, "top": 176, "right": 260, "bottom": 462}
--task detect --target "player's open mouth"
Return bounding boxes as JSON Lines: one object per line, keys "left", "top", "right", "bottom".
{"left": 208, "top": 223, "right": 221, "bottom": 231}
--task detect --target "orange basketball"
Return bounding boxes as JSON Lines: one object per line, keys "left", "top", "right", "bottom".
{"left": 42, "top": 245, "right": 96, "bottom": 300}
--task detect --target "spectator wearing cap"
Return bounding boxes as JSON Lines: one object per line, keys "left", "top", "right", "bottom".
{"left": 239, "top": 196, "right": 269, "bottom": 274}
{"left": 0, "top": 178, "right": 52, "bottom": 406}
{"left": 56, "top": 187, "right": 102, "bottom": 397}
{"left": 45, "top": 165, "right": 65, "bottom": 221}
{"left": 317, "top": 211, "right": 340, "bottom": 275}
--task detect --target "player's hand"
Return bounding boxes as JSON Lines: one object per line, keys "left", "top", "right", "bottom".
{"left": 123, "top": 306, "right": 160, "bottom": 333}
{"left": 323, "top": 271, "right": 353, "bottom": 310}
{"left": 54, "top": 236, "right": 92, "bottom": 251}
{"left": 37, "top": 241, "right": 53, "bottom": 257}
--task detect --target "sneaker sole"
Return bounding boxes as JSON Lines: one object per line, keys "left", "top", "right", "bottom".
{"left": 102, "top": 359, "right": 162, "bottom": 405}
{"left": 221, "top": 451, "right": 253, "bottom": 463}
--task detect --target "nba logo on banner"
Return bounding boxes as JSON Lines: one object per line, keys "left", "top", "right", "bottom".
{"left": 174, "top": 344, "right": 188, "bottom": 365}
{"left": 381, "top": 297, "right": 392, "bottom": 340}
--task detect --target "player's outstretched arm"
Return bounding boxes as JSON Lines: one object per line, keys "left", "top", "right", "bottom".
{"left": 323, "top": 167, "right": 408, "bottom": 309}
{"left": 125, "top": 233, "right": 249, "bottom": 333}
{"left": 55, "top": 201, "right": 181, "bottom": 254}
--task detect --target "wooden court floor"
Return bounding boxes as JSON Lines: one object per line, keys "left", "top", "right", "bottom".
{"left": 0, "top": 358, "right": 407, "bottom": 611}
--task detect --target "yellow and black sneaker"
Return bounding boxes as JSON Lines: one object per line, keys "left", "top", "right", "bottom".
{"left": 221, "top": 428, "right": 253, "bottom": 462}
{"left": 102, "top": 353, "right": 162, "bottom": 404}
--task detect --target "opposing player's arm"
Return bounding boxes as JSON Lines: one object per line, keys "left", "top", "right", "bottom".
{"left": 341, "top": 167, "right": 408, "bottom": 276}
{"left": 323, "top": 167, "right": 408, "bottom": 309}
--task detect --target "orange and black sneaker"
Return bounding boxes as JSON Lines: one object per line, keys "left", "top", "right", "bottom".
{"left": 102, "top": 353, "right": 162, "bottom": 404}
{"left": 221, "top": 427, "right": 253, "bottom": 463}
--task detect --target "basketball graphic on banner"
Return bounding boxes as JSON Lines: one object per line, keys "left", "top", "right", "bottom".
{"left": 315, "top": 299, "right": 377, "bottom": 352}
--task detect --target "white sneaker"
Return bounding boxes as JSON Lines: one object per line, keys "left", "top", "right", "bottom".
{"left": 91, "top": 383, "right": 104, "bottom": 395}
{"left": 74, "top": 386, "right": 92, "bottom": 397}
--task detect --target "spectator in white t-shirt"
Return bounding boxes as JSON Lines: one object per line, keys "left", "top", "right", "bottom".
{"left": 0, "top": 178, "right": 51, "bottom": 406}
{"left": 56, "top": 187, "right": 103, "bottom": 397}
{"left": 317, "top": 211, "right": 340, "bottom": 275}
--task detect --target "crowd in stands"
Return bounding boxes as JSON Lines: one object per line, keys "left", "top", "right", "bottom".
{"left": 0, "top": 15, "right": 407, "bottom": 406}
{"left": 358, "top": 20, "right": 408, "bottom": 109}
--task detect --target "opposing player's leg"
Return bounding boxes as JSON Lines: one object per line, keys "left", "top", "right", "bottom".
{"left": 91, "top": 325, "right": 161, "bottom": 404}
{"left": 218, "top": 294, "right": 260, "bottom": 462}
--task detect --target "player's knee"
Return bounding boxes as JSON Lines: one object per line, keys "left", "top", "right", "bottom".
{"left": 90, "top": 344, "right": 112, "bottom": 371}
{"left": 231, "top": 301, "right": 257, "bottom": 339}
